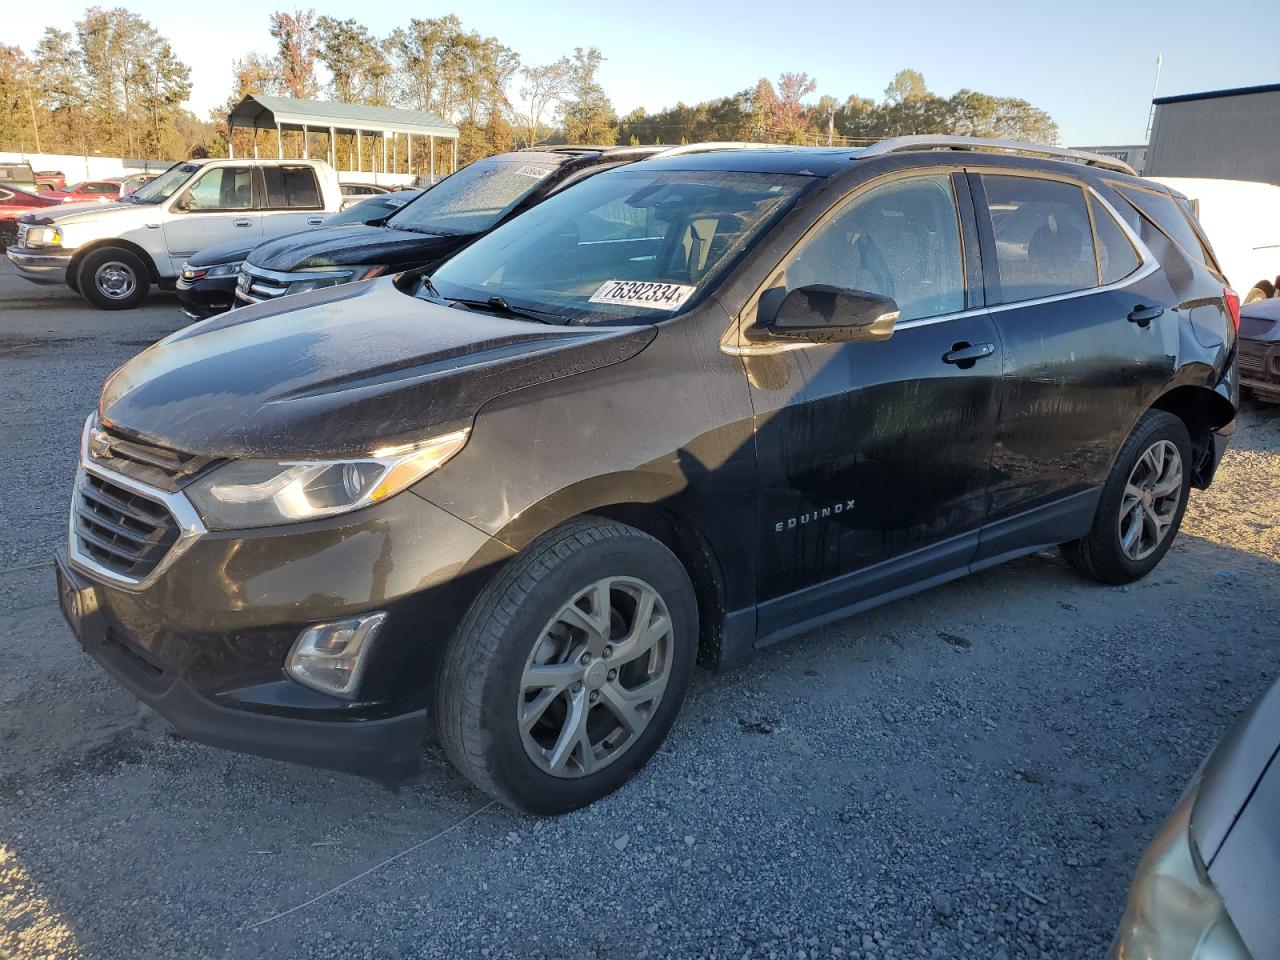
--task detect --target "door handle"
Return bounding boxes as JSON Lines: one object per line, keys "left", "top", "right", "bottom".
{"left": 233, "top": 219, "right": 253, "bottom": 227}
{"left": 942, "top": 342, "right": 995, "bottom": 367}
{"left": 1127, "top": 304, "right": 1164, "bottom": 326}
{"left": 307, "top": 217, "right": 325, "bottom": 225}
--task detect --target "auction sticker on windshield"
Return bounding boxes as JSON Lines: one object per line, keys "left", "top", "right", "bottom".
{"left": 515, "top": 165, "right": 551, "bottom": 179}
{"left": 588, "top": 280, "right": 696, "bottom": 310}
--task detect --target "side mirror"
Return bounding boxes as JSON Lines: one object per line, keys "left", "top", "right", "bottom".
{"left": 765, "top": 284, "right": 899, "bottom": 344}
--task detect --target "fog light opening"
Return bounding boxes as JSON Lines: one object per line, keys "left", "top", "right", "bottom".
{"left": 286, "top": 612, "right": 387, "bottom": 698}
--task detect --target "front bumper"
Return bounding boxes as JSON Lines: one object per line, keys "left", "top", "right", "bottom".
{"left": 175, "top": 275, "right": 237, "bottom": 321}
{"left": 1239, "top": 339, "right": 1280, "bottom": 401}
{"left": 58, "top": 550, "right": 425, "bottom": 783}
{"left": 6, "top": 245, "right": 72, "bottom": 284}
{"left": 57, "top": 464, "right": 514, "bottom": 782}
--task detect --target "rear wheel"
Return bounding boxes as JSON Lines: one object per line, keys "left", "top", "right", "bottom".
{"left": 1061, "top": 411, "right": 1192, "bottom": 584}
{"left": 436, "top": 517, "right": 697, "bottom": 814}
{"left": 77, "top": 247, "right": 149, "bottom": 310}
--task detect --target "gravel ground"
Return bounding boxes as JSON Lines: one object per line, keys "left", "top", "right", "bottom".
{"left": 1, "top": 259, "right": 1278, "bottom": 960}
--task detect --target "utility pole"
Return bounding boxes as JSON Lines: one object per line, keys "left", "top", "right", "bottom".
{"left": 1144, "top": 54, "right": 1163, "bottom": 144}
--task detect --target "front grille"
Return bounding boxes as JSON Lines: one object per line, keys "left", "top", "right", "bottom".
{"left": 74, "top": 471, "right": 180, "bottom": 579}
{"left": 236, "top": 265, "right": 290, "bottom": 303}
{"left": 88, "top": 425, "right": 216, "bottom": 491}
{"left": 1239, "top": 352, "right": 1263, "bottom": 374}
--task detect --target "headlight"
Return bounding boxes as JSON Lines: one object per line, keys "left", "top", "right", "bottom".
{"left": 25, "top": 226, "right": 62, "bottom": 247}
{"left": 285, "top": 265, "right": 385, "bottom": 296}
{"left": 1111, "top": 784, "right": 1251, "bottom": 959}
{"left": 185, "top": 429, "right": 469, "bottom": 530}
{"left": 182, "top": 262, "right": 240, "bottom": 282}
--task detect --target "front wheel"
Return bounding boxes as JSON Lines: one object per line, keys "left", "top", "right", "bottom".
{"left": 77, "top": 247, "right": 149, "bottom": 310}
{"left": 435, "top": 518, "right": 698, "bottom": 814}
{"left": 1061, "top": 410, "right": 1192, "bottom": 584}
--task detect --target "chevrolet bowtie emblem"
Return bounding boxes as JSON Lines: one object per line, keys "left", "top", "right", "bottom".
{"left": 87, "top": 427, "right": 113, "bottom": 460}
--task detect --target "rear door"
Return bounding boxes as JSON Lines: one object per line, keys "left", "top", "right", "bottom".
{"left": 744, "top": 171, "right": 1002, "bottom": 637}
{"left": 260, "top": 165, "right": 328, "bottom": 236}
{"left": 162, "top": 164, "right": 261, "bottom": 272}
{"left": 969, "top": 171, "right": 1175, "bottom": 562}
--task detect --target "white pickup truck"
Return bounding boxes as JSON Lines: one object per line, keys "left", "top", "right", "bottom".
{"left": 5, "top": 158, "right": 345, "bottom": 309}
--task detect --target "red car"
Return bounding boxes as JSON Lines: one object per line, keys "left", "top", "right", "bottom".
{"left": 49, "top": 180, "right": 121, "bottom": 204}
{"left": 0, "top": 185, "right": 62, "bottom": 245}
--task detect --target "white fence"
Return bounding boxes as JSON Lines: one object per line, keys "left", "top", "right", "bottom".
{"left": 0, "top": 151, "right": 416, "bottom": 187}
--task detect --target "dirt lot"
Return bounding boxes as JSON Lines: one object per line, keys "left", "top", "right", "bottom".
{"left": 1, "top": 259, "right": 1277, "bottom": 960}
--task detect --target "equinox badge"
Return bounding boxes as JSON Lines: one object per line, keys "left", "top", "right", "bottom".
{"left": 774, "top": 500, "right": 856, "bottom": 533}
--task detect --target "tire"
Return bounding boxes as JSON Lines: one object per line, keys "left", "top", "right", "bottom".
{"left": 1243, "top": 282, "right": 1274, "bottom": 305}
{"left": 436, "top": 517, "right": 698, "bottom": 815}
{"left": 1061, "top": 410, "right": 1192, "bottom": 585}
{"left": 76, "top": 247, "right": 149, "bottom": 310}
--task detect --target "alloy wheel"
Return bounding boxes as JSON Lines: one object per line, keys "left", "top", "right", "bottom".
{"left": 518, "top": 576, "right": 674, "bottom": 778}
{"left": 95, "top": 261, "right": 138, "bottom": 300}
{"left": 1118, "top": 439, "right": 1183, "bottom": 562}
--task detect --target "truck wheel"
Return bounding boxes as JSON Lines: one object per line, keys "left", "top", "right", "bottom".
{"left": 1061, "top": 410, "right": 1192, "bottom": 585}
{"left": 436, "top": 517, "right": 698, "bottom": 815}
{"left": 77, "top": 247, "right": 149, "bottom": 310}
{"left": 1243, "top": 283, "right": 1274, "bottom": 304}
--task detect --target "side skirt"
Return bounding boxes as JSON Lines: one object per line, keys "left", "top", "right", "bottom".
{"left": 712, "top": 488, "right": 1103, "bottom": 666}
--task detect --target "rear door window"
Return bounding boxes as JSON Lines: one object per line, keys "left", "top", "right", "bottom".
{"left": 1089, "top": 196, "right": 1141, "bottom": 285}
{"left": 262, "top": 165, "right": 322, "bottom": 209}
{"left": 981, "top": 175, "right": 1097, "bottom": 303}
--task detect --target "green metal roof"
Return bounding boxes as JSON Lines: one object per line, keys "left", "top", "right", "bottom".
{"left": 228, "top": 94, "right": 458, "bottom": 138}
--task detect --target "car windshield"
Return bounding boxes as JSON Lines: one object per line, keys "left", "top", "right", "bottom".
{"left": 386, "top": 156, "right": 560, "bottom": 236}
{"left": 126, "top": 163, "right": 196, "bottom": 204}
{"left": 426, "top": 167, "right": 812, "bottom": 324}
{"left": 325, "top": 193, "right": 409, "bottom": 225}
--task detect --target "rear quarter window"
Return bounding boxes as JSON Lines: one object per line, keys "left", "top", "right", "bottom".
{"left": 1115, "top": 185, "right": 1217, "bottom": 269}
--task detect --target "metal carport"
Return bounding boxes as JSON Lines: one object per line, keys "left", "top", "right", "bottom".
{"left": 227, "top": 94, "right": 460, "bottom": 180}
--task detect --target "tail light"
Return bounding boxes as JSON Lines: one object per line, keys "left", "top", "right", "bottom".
{"left": 1224, "top": 287, "right": 1240, "bottom": 333}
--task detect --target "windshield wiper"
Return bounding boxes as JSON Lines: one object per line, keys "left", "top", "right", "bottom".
{"left": 449, "top": 295, "right": 560, "bottom": 325}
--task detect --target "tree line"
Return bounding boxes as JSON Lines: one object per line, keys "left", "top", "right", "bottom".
{"left": 0, "top": 8, "right": 1060, "bottom": 170}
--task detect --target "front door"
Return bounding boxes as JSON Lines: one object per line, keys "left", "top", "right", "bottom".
{"left": 742, "top": 172, "right": 1001, "bottom": 640}
{"left": 163, "top": 164, "right": 260, "bottom": 272}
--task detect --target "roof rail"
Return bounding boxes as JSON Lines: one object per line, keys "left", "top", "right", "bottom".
{"left": 650, "top": 141, "right": 774, "bottom": 158}
{"left": 859, "top": 135, "right": 1138, "bottom": 176}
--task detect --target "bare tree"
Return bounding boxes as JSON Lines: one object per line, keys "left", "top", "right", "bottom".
{"left": 516, "top": 58, "right": 572, "bottom": 146}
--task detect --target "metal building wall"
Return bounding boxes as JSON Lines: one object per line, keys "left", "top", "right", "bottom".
{"left": 1147, "top": 89, "right": 1280, "bottom": 184}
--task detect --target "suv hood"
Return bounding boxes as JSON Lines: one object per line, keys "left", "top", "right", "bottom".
{"left": 99, "top": 277, "right": 654, "bottom": 459}
{"left": 247, "top": 224, "right": 463, "bottom": 273}
{"left": 189, "top": 236, "right": 257, "bottom": 267}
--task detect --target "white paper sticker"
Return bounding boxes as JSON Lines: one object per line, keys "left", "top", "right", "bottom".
{"left": 588, "top": 279, "right": 696, "bottom": 310}
{"left": 514, "top": 164, "right": 551, "bottom": 179}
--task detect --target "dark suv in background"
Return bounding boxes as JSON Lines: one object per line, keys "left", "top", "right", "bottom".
{"left": 55, "top": 136, "right": 1237, "bottom": 815}
{"left": 232, "top": 145, "right": 664, "bottom": 310}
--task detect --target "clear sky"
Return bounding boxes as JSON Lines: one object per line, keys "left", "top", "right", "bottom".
{"left": 10, "top": 0, "right": 1278, "bottom": 146}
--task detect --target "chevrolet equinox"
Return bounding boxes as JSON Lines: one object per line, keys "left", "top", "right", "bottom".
{"left": 55, "top": 137, "right": 1239, "bottom": 814}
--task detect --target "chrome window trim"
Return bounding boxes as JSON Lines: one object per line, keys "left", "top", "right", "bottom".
{"left": 723, "top": 183, "right": 1159, "bottom": 355}
{"left": 67, "top": 415, "right": 206, "bottom": 592}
